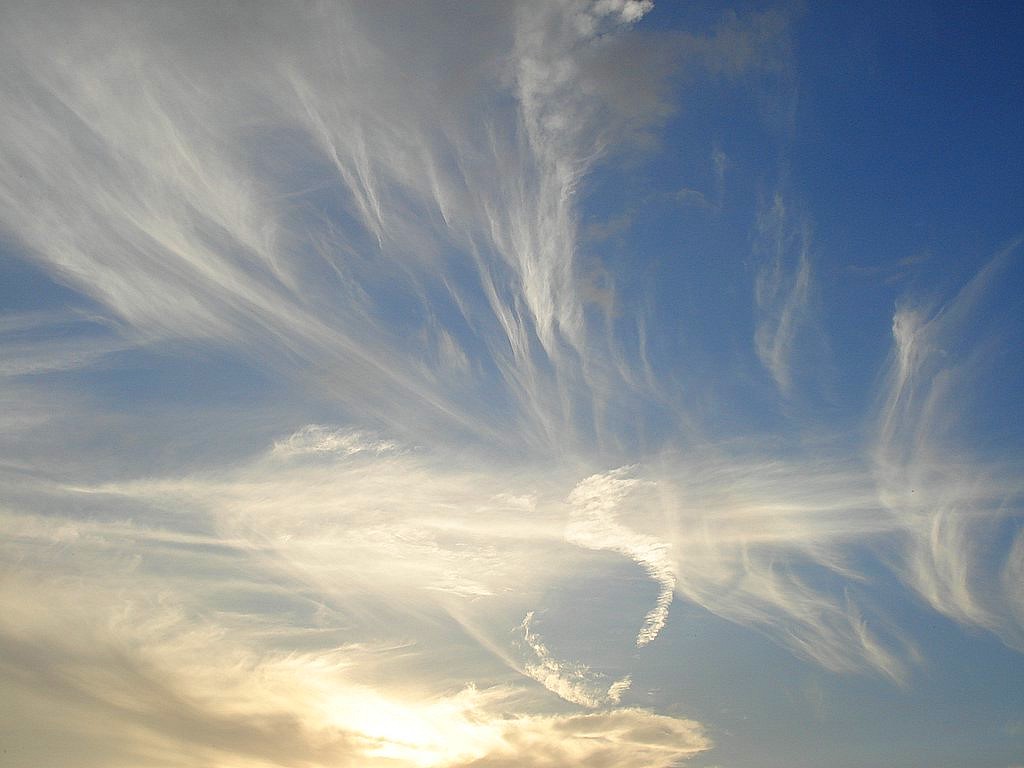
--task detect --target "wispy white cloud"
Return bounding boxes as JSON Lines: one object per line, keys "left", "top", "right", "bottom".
{"left": 566, "top": 467, "right": 675, "bottom": 646}
{"left": 22, "top": 422, "right": 917, "bottom": 685}
{"left": 873, "top": 240, "right": 1024, "bottom": 648}
{"left": 562, "top": 458, "right": 913, "bottom": 680}
{"left": 562, "top": 454, "right": 918, "bottom": 682}
{"left": 0, "top": 0, "right": 795, "bottom": 458}
{"left": 516, "top": 611, "right": 632, "bottom": 708}
{"left": 0, "top": 309, "right": 131, "bottom": 376}
{"left": 0, "top": 0, "right": 690, "bottom": 455}
{"left": 271, "top": 424, "right": 399, "bottom": 459}
{"left": 21, "top": 416, "right": 927, "bottom": 687}
{"left": 753, "top": 192, "right": 814, "bottom": 396}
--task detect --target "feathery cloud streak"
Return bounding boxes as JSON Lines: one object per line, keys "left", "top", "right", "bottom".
{"left": 874, "top": 241, "right": 1024, "bottom": 648}
{"left": 0, "top": 0, "right": 680, "bottom": 454}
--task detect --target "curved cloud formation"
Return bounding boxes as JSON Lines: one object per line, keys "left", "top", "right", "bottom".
{"left": 517, "top": 610, "right": 633, "bottom": 708}
{"left": 566, "top": 468, "right": 676, "bottom": 646}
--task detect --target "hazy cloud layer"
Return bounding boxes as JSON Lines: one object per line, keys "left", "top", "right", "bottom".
{"left": 0, "top": 566, "right": 709, "bottom": 768}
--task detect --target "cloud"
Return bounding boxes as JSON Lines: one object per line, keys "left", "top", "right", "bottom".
{"left": 0, "top": 1, "right": 794, "bottom": 458}
{"left": 846, "top": 250, "right": 932, "bottom": 285}
{"left": 43, "top": 419, "right": 921, "bottom": 684}
{"left": 0, "top": 309, "right": 131, "bottom": 377}
{"left": 271, "top": 425, "right": 399, "bottom": 458}
{"left": 460, "top": 707, "right": 710, "bottom": 768}
{"left": 0, "top": 0, "right": 691, "bottom": 456}
{"left": 0, "top": 572, "right": 365, "bottom": 768}
{"left": 20, "top": 419, "right": 918, "bottom": 688}
{"left": 686, "top": 8, "right": 794, "bottom": 78}
{"left": 2, "top": 3, "right": 1022, "bottom": 765}
{"left": 517, "top": 611, "right": 632, "bottom": 708}
{"left": 562, "top": 460, "right": 910, "bottom": 680}
{"left": 0, "top": 562, "right": 707, "bottom": 768}
{"left": 873, "top": 239, "right": 1024, "bottom": 648}
{"left": 16, "top": 293, "right": 1018, "bottom": 694}
{"left": 566, "top": 467, "right": 675, "bottom": 646}
{"left": 586, "top": 453, "right": 919, "bottom": 682}
{"left": 753, "top": 192, "right": 815, "bottom": 396}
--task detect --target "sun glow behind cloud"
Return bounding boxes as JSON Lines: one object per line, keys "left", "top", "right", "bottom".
{"left": 1, "top": 1, "right": 1022, "bottom": 766}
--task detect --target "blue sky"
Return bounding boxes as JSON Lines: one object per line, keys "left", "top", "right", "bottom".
{"left": 1, "top": 2, "right": 1022, "bottom": 767}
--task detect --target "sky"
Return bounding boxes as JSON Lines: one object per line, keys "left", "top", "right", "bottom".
{"left": 0, "top": 1, "right": 1022, "bottom": 767}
